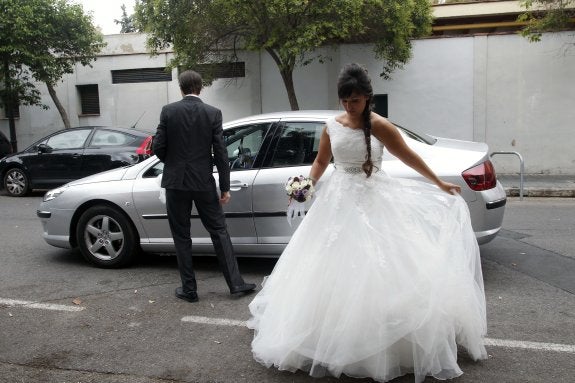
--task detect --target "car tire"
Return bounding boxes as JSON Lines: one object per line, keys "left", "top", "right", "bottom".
{"left": 76, "top": 205, "right": 139, "bottom": 268}
{"left": 3, "top": 168, "right": 30, "bottom": 197}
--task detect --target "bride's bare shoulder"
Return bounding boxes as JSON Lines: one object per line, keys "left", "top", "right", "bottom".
{"left": 370, "top": 113, "right": 396, "bottom": 134}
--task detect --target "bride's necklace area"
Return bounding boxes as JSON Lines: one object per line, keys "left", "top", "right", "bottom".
{"left": 336, "top": 116, "right": 364, "bottom": 131}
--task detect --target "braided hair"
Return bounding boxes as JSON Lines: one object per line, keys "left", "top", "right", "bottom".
{"left": 337, "top": 63, "right": 374, "bottom": 177}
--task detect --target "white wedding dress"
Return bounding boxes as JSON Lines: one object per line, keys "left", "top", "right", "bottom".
{"left": 247, "top": 117, "right": 487, "bottom": 382}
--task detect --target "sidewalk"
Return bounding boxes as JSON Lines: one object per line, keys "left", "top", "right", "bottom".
{"left": 498, "top": 174, "right": 575, "bottom": 198}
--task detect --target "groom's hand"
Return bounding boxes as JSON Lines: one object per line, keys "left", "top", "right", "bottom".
{"left": 220, "top": 191, "right": 231, "bottom": 205}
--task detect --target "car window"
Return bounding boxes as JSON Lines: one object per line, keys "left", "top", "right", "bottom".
{"left": 270, "top": 122, "right": 324, "bottom": 167}
{"left": 143, "top": 161, "right": 164, "bottom": 178}
{"left": 46, "top": 129, "right": 91, "bottom": 150}
{"left": 224, "top": 123, "right": 271, "bottom": 170}
{"left": 90, "top": 130, "right": 135, "bottom": 147}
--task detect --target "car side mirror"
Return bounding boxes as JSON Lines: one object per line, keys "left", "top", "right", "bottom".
{"left": 37, "top": 143, "right": 52, "bottom": 153}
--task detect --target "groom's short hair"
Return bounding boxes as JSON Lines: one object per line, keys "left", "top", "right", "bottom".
{"left": 179, "top": 70, "right": 202, "bottom": 95}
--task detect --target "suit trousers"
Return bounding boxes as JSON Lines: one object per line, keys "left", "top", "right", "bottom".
{"left": 165, "top": 188, "right": 245, "bottom": 294}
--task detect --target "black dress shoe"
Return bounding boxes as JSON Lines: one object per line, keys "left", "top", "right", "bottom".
{"left": 230, "top": 283, "right": 257, "bottom": 295}
{"left": 175, "top": 287, "right": 199, "bottom": 303}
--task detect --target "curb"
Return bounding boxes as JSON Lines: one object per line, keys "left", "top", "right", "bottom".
{"left": 505, "top": 188, "right": 575, "bottom": 198}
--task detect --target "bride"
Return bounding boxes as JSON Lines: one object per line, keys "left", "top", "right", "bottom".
{"left": 247, "top": 63, "right": 487, "bottom": 383}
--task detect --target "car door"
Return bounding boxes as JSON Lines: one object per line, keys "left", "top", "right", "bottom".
{"left": 25, "top": 129, "right": 92, "bottom": 187}
{"left": 132, "top": 122, "right": 273, "bottom": 253}
{"left": 212, "top": 122, "right": 274, "bottom": 252}
{"left": 252, "top": 120, "right": 333, "bottom": 246}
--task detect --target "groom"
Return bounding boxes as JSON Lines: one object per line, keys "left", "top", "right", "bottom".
{"left": 153, "top": 70, "right": 256, "bottom": 303}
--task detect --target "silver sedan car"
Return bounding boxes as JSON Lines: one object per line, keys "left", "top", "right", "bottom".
{"left": 37, "top": 110, "right": 506, "bottom": 268}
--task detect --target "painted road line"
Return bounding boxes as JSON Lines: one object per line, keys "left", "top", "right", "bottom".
{"left": 181, "top": 315, "right": 247, "bottom": 327}
{"left": 181, "top": 315, "right": 575, "bottom": 354}
{"left": 0, "top": 298, "right": 84, "bottom": 312}
{"left": 484, "top": 338, "right": 575, "bottom": 353}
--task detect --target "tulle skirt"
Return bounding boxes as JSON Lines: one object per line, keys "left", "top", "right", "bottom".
{"left": 247, "top": 169, "right": 487, "bottom": 382}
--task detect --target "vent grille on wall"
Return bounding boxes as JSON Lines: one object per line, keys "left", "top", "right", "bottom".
{"left": 112, "top": 68, "right": 172, "bottom": 84}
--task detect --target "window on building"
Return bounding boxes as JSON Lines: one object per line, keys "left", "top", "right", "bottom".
{"left": 77, "top": 85, "right": 100, "bottom": 115}
{"left": 111, "top": 67, "right": 172, "bottom": 84}
{"left": 373, "top": 94, "right": 388, "bottom": 118}
{"left": 194, "top": 62, "right": 246, "bottom": 79}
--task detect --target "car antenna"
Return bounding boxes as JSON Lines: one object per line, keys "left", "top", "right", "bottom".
{"left": 131, "top": 111, "right": 146, "bottom": 129}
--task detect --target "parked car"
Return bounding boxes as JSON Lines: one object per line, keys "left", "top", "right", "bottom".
{"left": 0, "top": 126, "right": 153, "bottom": 196}
{"left": 0, "top": 130, "right": 12, "bottom": 158}
{"left": 37, "top": 110, "right": 506, "bottom": 268}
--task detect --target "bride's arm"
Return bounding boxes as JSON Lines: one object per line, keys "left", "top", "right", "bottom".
{"left": 371, "top": 115, "right": 460, "bottom": 195}
{"left": 308, "top": 126, "right": 333, "bottom": 184}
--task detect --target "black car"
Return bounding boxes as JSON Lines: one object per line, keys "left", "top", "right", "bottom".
{"left": 0, "top": 130, "right": 12, "bottom": 158}
{"left": 0, "top": 126, "right": 153, "bottom": 196}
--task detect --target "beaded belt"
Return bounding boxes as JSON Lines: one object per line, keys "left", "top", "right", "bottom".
{"left": 343, "top": 166, "right": 363, "bottom": 174}
{"left": 335, "top": 164, "right": 379, "bottom": 174}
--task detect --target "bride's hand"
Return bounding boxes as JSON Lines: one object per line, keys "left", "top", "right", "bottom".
{"left": 437, "top": 180, "right": 461, "bottom": 195}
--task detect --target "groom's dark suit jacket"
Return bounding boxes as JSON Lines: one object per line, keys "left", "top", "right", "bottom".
{"left": 153, "top": 96, "right": 230, "bottom": 193}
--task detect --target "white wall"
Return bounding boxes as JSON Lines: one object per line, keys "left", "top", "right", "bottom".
{"left": 260, "top": 46, "right": 341, "bottom": 112}
{"left": 2, "top": 31, "right": 574, "bottom": 174}
{"left": 483, "top": 33, "right": 575, "bottom": 174}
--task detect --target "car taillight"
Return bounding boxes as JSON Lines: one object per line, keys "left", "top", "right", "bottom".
{"left": 136, "top": 136, "right": 153, "bottom": 155}
{"left": 462, "top": 160, "right": 497, "bottom": 191}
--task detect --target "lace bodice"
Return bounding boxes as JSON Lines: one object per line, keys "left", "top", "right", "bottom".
{"left": 326, "top": 117, "right": 384, "bottom": 170}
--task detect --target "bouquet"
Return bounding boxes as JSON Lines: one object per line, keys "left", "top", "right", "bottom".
{"left": 285, "top": 175, "right": 315, "bottom": 226}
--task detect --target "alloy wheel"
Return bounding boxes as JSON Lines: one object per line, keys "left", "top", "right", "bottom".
{"left": 83, "top": 214, "right": 125, "bottom": 261}
{"left": 5, "top": 169, "right": 28, "bottom": 196}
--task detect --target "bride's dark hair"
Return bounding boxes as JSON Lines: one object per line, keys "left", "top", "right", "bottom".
{"left": 337, "top": 63, "right": 374, "bottom": 177}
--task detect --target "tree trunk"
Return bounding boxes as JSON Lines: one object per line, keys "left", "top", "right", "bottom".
{"left": 3, "top": 58, "right": 17, "bottom": 152}
{"left": 279, "top": 67, "right": 299, "bottom": 111}
{"left": 46, "top": 82, "right": 71, "bottom": 129}
{"left": 265, "top": 48, "right": 299, "bottom": 111}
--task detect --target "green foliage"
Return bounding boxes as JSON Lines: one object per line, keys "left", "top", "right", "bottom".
{"left": 115, "top": 4, "right": 138, "bottom": 33}
{"left": 135, "top": 0, "right": 432, "bottom": 109}
{"left": 0, "top": 0, "right": 105, "bottom": 109}
{"left": 518, "top": 0, "right": 575, "bottom": 42}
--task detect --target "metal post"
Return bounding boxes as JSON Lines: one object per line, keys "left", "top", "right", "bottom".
{"left": 490, "top": 151, "right": 525, "bottom": 200}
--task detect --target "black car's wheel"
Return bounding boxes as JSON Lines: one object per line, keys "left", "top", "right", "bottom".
{"left": 76, "top": 205, "right": 139, "bottom": 268}
{"left": 3, "top": 168, "right": 30, "bottom": 197}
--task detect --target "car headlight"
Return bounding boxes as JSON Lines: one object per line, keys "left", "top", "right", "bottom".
{"left": 44, "top": 186, "right": 68, "bottom": 202}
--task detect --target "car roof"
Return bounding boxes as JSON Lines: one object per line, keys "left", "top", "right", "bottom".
{"left": 225, "top": 110, "right": 341, "bottom": 126}
{"left": 93, "top": 126, "right": 152, "bottom": 137}
{"left": 41, "top": 126, "right": 152, "bottom": 138}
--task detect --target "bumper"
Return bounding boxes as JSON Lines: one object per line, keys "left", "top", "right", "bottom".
{"left": 37, "top": 207, "right": 75, "bottom": 249}
{"left": 469, "top": 181, "right": 507, "bottom": 245}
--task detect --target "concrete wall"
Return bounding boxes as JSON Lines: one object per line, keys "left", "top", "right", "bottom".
{"left": 1, "top": 31, "right": 573, "bottom": 174}
{"left": 483, "top": 33, "right": 574, "bottom": 174}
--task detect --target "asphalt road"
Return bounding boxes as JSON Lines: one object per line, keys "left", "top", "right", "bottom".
{"left": 0, "top": 194, "right": 574, "bottom": 383}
